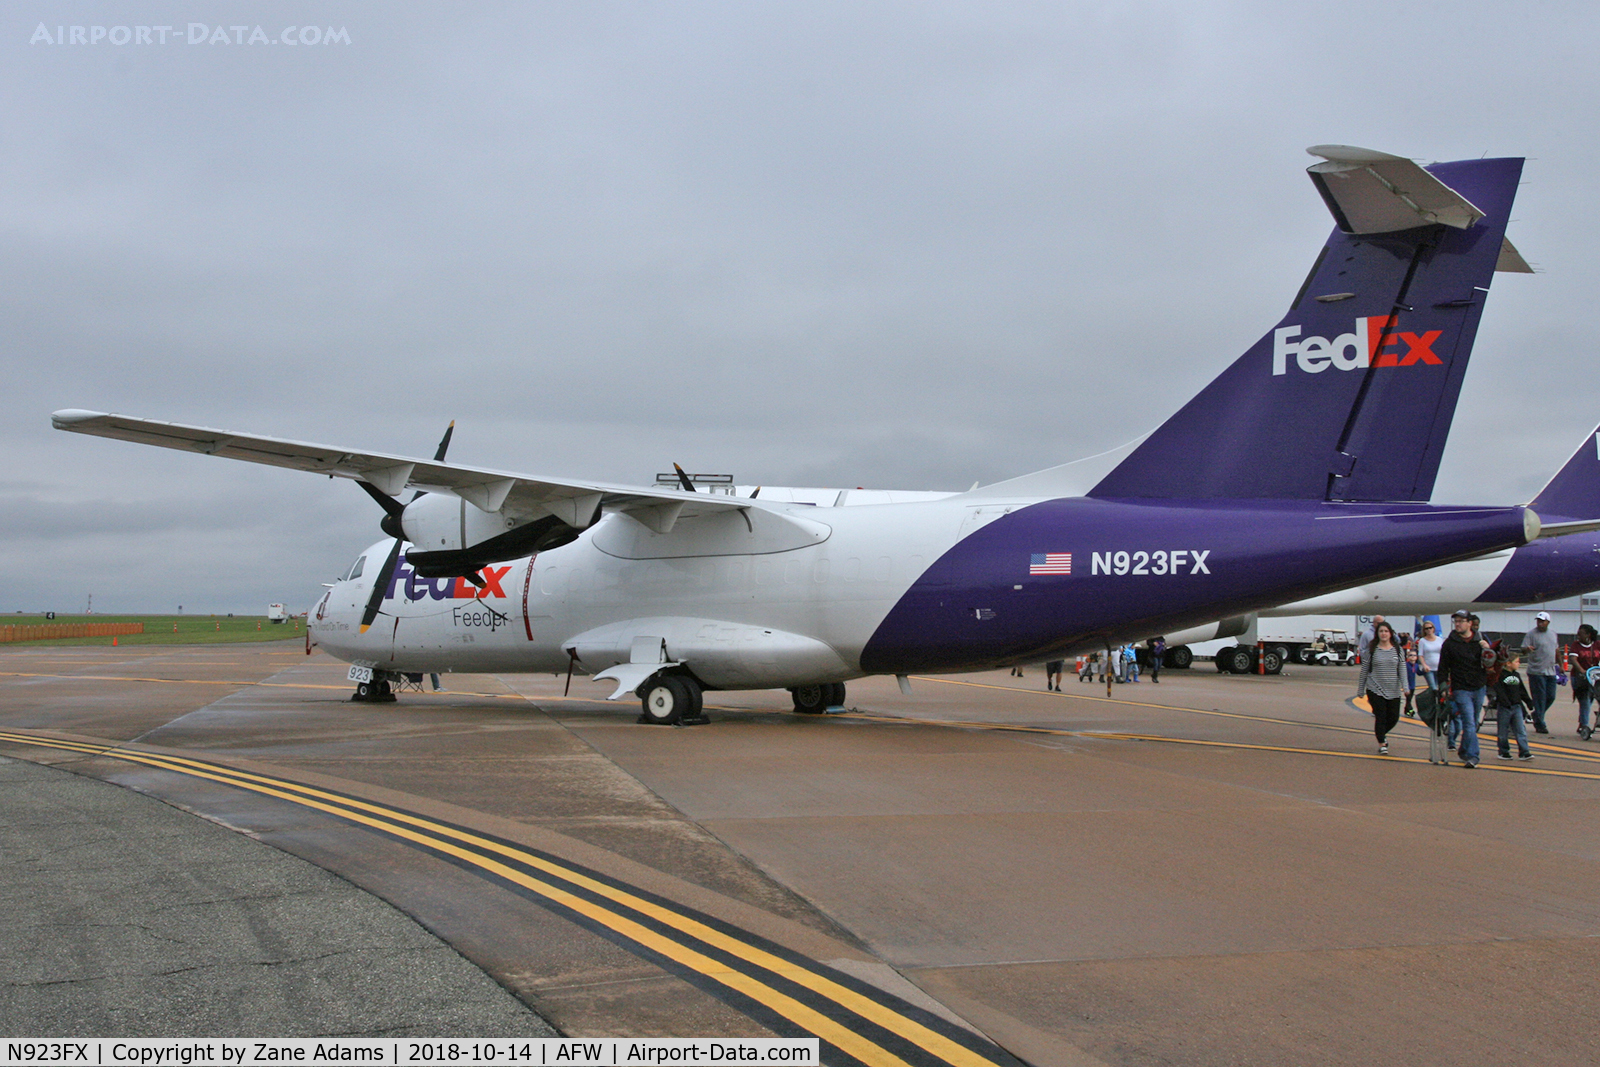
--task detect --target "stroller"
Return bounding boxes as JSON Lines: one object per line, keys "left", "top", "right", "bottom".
{"left": 1415, "top": 685, "right": 1451, "bottom": 765}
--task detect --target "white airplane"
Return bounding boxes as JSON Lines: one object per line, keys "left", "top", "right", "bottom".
{"left": 53, "top": 146, "right": 1566, "bottom": 722}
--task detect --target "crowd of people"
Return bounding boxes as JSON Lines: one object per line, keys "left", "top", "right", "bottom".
{"left": 1068, "top": 641, "right": 1162, "bottom": 688}
{"left": 1015, "top": 612, "right": 1588, "bottom": 771}
{"left": 1357, "top": 609, "right": 1593, "bottom": 768}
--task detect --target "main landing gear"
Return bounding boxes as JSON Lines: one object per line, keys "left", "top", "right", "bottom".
{"left": 632, "top": 675, "right": 849, "bottom": 725}
{"left": 637, "top": 672, "right": 708, "bottom": 726}
{"left": 790, "top": 683, "right": 847, "bottom": 714}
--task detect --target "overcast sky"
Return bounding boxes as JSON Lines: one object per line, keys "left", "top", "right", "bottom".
{"left": 4, "top": 1, "right": 1596, "bottom": 614}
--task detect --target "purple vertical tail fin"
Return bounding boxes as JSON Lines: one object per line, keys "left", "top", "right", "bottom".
{"left": 1090, "top": 148, "right": 1527, "bottom": 503}
{"left": 1530, "top": 427, "right": 1600, "bottom": 522}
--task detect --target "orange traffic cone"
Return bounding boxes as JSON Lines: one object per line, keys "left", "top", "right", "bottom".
{"left": 112, "top": 636, "right": 118, "bottom": 646}
{"left": 257, "top": 622, "right": 261, "bottom": 631}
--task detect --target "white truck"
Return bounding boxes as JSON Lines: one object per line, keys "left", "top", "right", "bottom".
{"left": 1159, "top": 615, "right": 1378, "bottom": 674}
{"left": 267, "top": 603, "right": 288, "bottom": 623}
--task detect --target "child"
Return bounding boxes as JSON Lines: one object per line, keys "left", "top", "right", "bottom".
{"left": 1495, "top": 654, "right": 1536, "bottom": 761}
{"left": 1398, "top": 632, "right": 1418, "bottom": 717}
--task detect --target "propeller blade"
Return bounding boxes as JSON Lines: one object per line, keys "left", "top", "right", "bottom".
{"left": 405, "top": 420, "right": 456, "bottom": 506}
{"left": 359, "top": 537, "right": 405, "bottom": 633}
{"left": 749, "top": 486, "right": 760, "bottom": 499}
{"left": 356, "top": 423, "right": 468, "bottom": 627}
{"left": 673, "top": 463, "right": 697, "bottom": 493}
{"left": 357, "top": 479, "right": 406, "bottom": 518}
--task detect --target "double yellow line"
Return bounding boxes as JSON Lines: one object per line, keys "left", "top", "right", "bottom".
{"left": 0, "top": 729, "right": 1015, "bottom": 1067}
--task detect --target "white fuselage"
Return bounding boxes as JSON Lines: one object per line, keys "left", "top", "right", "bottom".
{"left": 310, "top": 495, "right": 1013, "bottom": 687}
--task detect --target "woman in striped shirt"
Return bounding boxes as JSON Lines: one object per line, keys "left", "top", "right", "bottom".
{"left": 1358, "top": 621, "right": 1407, "bottom": 755}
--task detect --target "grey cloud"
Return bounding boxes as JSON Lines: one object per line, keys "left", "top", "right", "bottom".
{"left": 4, "top": 1, "right": 1598, "bottom": 611}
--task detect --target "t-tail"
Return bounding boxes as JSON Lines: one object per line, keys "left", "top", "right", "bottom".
{"left": 1090, "top": 146, "right": 1531, "bottom": 504}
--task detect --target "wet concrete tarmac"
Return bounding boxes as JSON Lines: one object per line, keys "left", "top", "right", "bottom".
{"left": 0, "top": 755, "right": 555, "bottom": 1037}
{"left": 3, "top": 644, "right": 1599, "bottom": 1065}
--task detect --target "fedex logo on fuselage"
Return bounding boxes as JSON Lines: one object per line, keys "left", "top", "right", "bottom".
{"left": 385, "top": 558, "right": 511, "bottom": 602}
{"left": 1272, "top": 316, "right": 1442, "bottom": 375}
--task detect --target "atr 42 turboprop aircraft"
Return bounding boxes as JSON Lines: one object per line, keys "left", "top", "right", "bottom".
{"left": 54, "top": 146, "right": 1573, "bottom": 722}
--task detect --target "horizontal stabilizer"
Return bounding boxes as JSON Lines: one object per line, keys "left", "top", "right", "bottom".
{"left": 1497, "top": 237, "right": 1534, "bottom": 274}
{"left": 1536, "top": 518, "right": 1600, "bottom": 539}
{"left": 1307, "top": 144, "right": 1485, "bottom": 233}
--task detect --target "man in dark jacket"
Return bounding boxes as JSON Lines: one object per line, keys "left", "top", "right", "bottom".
{"left": 1439, "top": 609, "right": 1490, "bottom": 768}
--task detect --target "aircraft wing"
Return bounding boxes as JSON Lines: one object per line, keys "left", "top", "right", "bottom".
{"left": 51, "top": 409, "right": 752, "bottom": 531}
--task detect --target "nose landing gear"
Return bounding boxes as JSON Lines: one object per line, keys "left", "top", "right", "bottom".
{"left": 352, "top": 678, "right": 395, "bottom": 703}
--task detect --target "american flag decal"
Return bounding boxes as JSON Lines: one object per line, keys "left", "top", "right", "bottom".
{"left": 1029, "top": 552, "right": 1072, "bottom": 575}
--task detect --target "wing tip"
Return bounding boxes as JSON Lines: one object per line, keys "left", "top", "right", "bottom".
{"left": 51, "top": 409, "right": 107, "bottom": 429}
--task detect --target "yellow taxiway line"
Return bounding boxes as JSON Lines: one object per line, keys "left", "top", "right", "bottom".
{"left": 0, "top": 728, "right": 1015, "bottom": 1067}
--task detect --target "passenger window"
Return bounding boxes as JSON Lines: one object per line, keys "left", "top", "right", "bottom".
{"left": 348, "top": 555, "right": 367, "bottom": 581}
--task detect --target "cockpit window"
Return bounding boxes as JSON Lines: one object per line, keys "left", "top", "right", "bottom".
{"left": 347, "top": 555, "right": 367, "bottom": 582}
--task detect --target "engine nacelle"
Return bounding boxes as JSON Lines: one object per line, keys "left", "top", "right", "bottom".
{"left": 400, "top": 492, "right": 584, "bottom": 579}
{"left": 402, "top": 492, "right": 514, "bottom": 553}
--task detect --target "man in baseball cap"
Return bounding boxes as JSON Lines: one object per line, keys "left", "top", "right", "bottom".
{"left": 1439, "top": 609, "right": 1490, "bottom": 767}
{"left": 1521, "top": 611, "right": 1559, "bottom": 734}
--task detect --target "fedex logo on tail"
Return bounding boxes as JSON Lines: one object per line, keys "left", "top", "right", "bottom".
{"left": 1272, "top": 316, "right": 1443, "bottom": 375}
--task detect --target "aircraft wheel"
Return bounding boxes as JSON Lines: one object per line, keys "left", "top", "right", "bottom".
{"left": 1166, "top": 645, "right": 1193, "bottom": 670}
{"left": 1223, "top": 647, "right": 1254, "bottom": 674}
{"left": 354, "top": 681, "right": 372, "bottom": 702}
{"left": 827, "top": 682, "right": 847, "bottom": 708}
{"left": 792, "top": 684, "right": 829, "bottom": 714}
{"left": 639, "top": 674, "right": 691, "bottom": 725}
{"left": 1262, "top": 651, "right": 1284, "bottom": 675}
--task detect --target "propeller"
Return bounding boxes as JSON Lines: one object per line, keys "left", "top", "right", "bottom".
{"left": 673, "top": 462, "right": 697, "bottom": 493}
{"left": 358, "top": 421, "right": 454, "bottom": 633}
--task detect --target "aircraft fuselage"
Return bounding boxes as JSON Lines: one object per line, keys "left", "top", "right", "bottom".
{"left": 310, "top": 494, "right": 1536, "bottom": 689}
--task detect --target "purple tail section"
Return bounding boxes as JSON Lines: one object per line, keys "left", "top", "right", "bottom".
{"left": 1090, "top": 156, "right": 1524, "bottom": 503}
{"left": 1530, "top": 426, "right": 1600, "bottom": 523}
{"left": 1475, "top": 424, "right": 1600, "bottom": 605}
